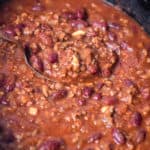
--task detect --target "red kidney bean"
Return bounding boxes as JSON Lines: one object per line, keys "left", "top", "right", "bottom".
{"left": 88, "top": 132, "right": 102, "bottom": 143}
{"left": 121, "top": 42, "right": 133, "bottom": 52}
{"left": 63, "top": 8, "right": 87, "bottom": 21}
{"left": 50, "top": 89, "right": 68, "bottom": 100}
{"left": 4, "top": 75, "right": 16, "bottom": 92}
{"left": 86, "top": 30, "right": 98, "bottom": 37}
{"left": 109, "top": 143, "right": 115, "bottom": 150}
{"left": 105, "top": 42, "right": 120, "bottom": 52}
{"left": 62, "top": 12, "right": 77, "bottom": 20}
{"left": 136, "top": 129, "right": 146, "bottom": 144}
{"left": 40, "top": 24, "right": 52, "bottom": 31}
{"left": 102, "top": 68, "right": 111, "bottom": 77}
{"left": 30, "top": 55, "right": 44, "bottom": 72}
{"left": 112, "top": 129, "right": 126, "bottom": 145}
{"left": 32, "top": 4, "right": 44, "bottom": 11}
{"left": 97, "top": 82, "right": 104, "bottom": 89}
{"left": 3, "top": 26, "right": 16, "bottom": 37}
{"left": 38, "top": 138, "right": 65, "bottom": 150}
{"left": 49, "top": 52, "right": 58, "bottom": 63}
{"left": 140, "top": 88, "right": 149, "bottom": 99}
{"left": 0, "top": 94, "right": 9, "bottom": 105}
{"left": 124, "top": 79, "right": 134, "bottom": 87}
{"left": 70, "top": 20, "right": 88, "bottom": 29}
{"left": 15, "top": 23, "right": 25, "bottom": 32}
{"left": 77, "top": 99, "right": 86, "bottom": 106}
{"left": 82, "top": 87, "right": 94, "bottom": 98}
{"left": 131, "top": 112, "right": 142, "bottom": 127}
{"left": 92, "top": 21, "right": 108, "bottom": 31}
{"left": 75, "top": 8, "right": 88, "bottom": 20}
{"left": 88, "top": 64, "right": 99, "bottom": 75}
{"left": 92, "top": 93, "right": 102, "bottom": 101}
{"left": 120, "top": 41, "right": 128, "bottom": 49}
{"left": 108, "top": 22, "right": 121, "bottom": 30}
{"left": 108, "top": 32, "right": 117, "bottom": 41}
{"left": 103, "top": 96, "right": 117, "bottom": 105}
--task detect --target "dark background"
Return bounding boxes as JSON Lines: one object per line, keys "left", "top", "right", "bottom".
{"left": 106, "top": 0, "right": 150, "bottom": 34}
{"left": 0, "top": 0, "right": 150, "bottom": 34}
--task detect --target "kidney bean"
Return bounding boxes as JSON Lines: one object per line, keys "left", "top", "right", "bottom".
{"left": 136, "top": 129, "right": 146, "bottom": 144}
{"left": 30, "top": 55, "right": 44, "bottom": 72}
{"left": 108, "top": 32, "right": 117, "bottom": 41}
{"left": 38, "top": 138, "right": 65, "bottom": 150}
{"left": 120, "top": 41, "right": 128, "bottom": 49}
{"left": 50, "top": 89, "right": 68, "bottom": 100}
{"left": 109, "top": 144, "right": 115, "bottom": 150}
{"left": 77, "top": 98, "right": 86, "bottom": 106}
{"left": 88, "top": 132, "right": 102, "bottom": 143}
{"left": 97, "top": 82, "right": 104, "bottom": 89}
{"left": 124, "top": 79, "right": 134, "bottom": 87}
{"left": 88, "top": 64, "right": 99, "bottom": 75}
{"left": 0, "top": 95, "right": 9, "bottom": 105}
{"left": 140, "top": 88, "right": 149, "bottom": 99}
{"left": 15, "top": 23, "right": 25, "bottom": 32}
{"left": 112, "top": 129, "right": 126, "bottom": 145}
{"left": 75, "top": 8, "right": 88, "bottom": 20}
{"left": 92, "top": 21, "right": 108, "bottom": 31}
{"left": 121, "top": 42, "right": 133, "bottom": 52}
{"left": 70, "top": 20, "right": 88, "bottom": 29}
{"left": 131, "top": 112, "right": 142, "bottom": 127}
{"left": 92, "top": 93, "right": 102, "bottom": 101}
{"left": 32, "top": 4, "right": 44, "bottom": 11}
{"left": 102, "top": 68, "right": 111, "bottom": 77}
{"left": 108, "top": 22, "right": 121, "bottom": 30}
{"left": 86, "top": 30, "right": 98, "bottom": 37}
{"left": 62, "top": 12, "right": 77, "bottom": 20}
{"left": 3, "top": 26, "right": 16, "bottom": 37}
{"left": 105, "top": 42, "right": 120, "bottom": 52}
{"left": 49, "top": 52, "right": 58, "bottom": 63}
{"left": 82, "top": 87, "right": 94, "bottom": 98}
{"left": 40, "top": 24, "right": 52, "bottom": 31}
{"left": 103, "top": 96, "right": 117, "bottom": 105}
{"left": 63, "top": 8, "right": 87, "bottom": 21}
{"left": 4, "top": 75, "right": 16, "bottom": 92}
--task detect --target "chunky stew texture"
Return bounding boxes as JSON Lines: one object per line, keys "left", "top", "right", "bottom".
{"left": 0, "top": 0, "right": 150, "bottom": 150}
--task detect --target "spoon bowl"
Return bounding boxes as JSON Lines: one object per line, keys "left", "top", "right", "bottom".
{"left": 0, "top": 31, "right": 53, "bottom": 82}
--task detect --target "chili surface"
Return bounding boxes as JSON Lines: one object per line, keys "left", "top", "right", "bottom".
{"left": 0, "top": 0, "right": 150, "bottom": 150}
